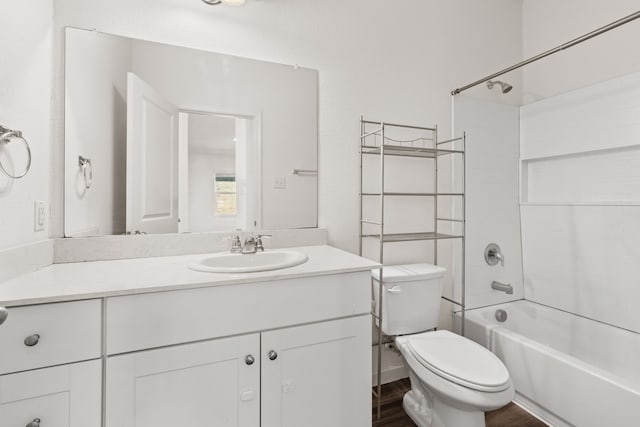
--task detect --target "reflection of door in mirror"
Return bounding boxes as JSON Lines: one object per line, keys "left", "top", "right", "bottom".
{"left": 126, "top": 73, "right": 179, "bottom": 234}
{"left": 178, "top": 112, "right": 252, "bottom": 233}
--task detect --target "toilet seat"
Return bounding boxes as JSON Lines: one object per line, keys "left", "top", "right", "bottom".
{"left": 406, "top": 330, "right": 511, "bottom": 392}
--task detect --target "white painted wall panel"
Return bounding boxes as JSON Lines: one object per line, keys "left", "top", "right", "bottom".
{"left": 0, "top": 0, "right": 53, "bottom": 250}
{"left": 522, "top": 0, "right": 640, "bottom": 104}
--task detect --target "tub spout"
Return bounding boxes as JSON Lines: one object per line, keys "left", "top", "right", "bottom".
{"left": 491, "top": 281, "right": 513, "bottom": 295}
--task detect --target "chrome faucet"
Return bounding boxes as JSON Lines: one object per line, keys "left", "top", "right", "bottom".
{"left": 230, "top": 234, "right": 272, "bottom": 254}
{"left": 491, "top": 281, "right": 513, "bottom": 294}
{"left": 242, "top": 236, "right": 258, "bottom": 254}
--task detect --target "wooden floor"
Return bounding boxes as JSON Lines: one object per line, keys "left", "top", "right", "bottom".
{"left": 372, "top": 378, "right": 547, "bottom": 427}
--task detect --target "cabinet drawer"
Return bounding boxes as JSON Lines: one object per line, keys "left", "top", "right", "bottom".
{"left": 0, "top": 300, "right": 102, "bottom": 375}
{"left": 107, "top": 271, "right": 371, "bottom": 354}
{"left": 0, "top": 360, "right": 102, "bottom": 427}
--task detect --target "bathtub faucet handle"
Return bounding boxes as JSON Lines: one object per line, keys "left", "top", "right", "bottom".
{"left": 484, "top": 243, "right": 504, "bottom": 267}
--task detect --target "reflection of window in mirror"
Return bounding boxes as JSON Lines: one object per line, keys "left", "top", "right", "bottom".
{"left": 214, "top": 173, "right": 237, "bottom": 216}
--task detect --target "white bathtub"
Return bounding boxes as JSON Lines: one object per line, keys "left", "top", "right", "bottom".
{"left": 457, "top": 300, "right": 640, "bottom": 426}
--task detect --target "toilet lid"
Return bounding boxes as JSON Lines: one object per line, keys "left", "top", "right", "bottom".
{"left": 407, "top": 330, "right": 511, "bottom": 392}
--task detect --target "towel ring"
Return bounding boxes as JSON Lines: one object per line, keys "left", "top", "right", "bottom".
{"left": 0, "top": 126, "right": 32, "bottom": 179}
{"left": 78, "top": 156, "right": 93, "bottom": 189}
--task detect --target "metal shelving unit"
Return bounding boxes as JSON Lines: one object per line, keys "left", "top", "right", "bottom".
{"left": 358, "top": 117, "right": 466, "bottom": 420}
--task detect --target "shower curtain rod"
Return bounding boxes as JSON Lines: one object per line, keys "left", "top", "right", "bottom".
{"left": 451, "top": 10, "right": 640, "bottom": 95}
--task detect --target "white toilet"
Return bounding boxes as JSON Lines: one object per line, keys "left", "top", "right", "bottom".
{"left": 372, "top": 264, "right": 514, "bottom": 427}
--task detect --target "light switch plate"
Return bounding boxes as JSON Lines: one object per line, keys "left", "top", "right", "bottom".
{"left": 274, "top": 176, "right": 286, "bottom": 189}
{"left": 34, "top": 200, "right": 47, "bottom": 232}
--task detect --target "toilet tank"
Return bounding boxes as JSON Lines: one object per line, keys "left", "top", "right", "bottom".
{"left": 372, "top": 264, "right": 447, "bottom": 336}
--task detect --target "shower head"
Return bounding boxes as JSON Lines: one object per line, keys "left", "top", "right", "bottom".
{"left": 486, "top": 80, "right": 513, "bottom": 94}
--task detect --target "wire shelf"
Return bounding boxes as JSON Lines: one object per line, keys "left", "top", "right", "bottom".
{"left": 361, "top": 192, "right": 464, "bottom": 197}
{"left": 359, "top": 117, "right": 466, "bottom": 421}
{"left": 362, "top": 232, "right": 463, "bottom": 242}
{"left": 361, "top": 144, "right": 464, "bottom": 158}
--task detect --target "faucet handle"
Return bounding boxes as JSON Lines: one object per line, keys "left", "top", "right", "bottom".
{"left": 255, "top": 234, "right": 272, "bottom": 252}
{"left": 230, "top": 235, "right": 242, "bottom": 253}
{"left": 484, "top": 243, "right": 504, "bottom": 267}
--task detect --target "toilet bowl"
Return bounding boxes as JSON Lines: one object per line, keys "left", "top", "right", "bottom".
{"left": 396, "top": 330, "right": 514, "bottom": 427}
{"left": 372, "top": 264, "right": 514, "bottom": 427}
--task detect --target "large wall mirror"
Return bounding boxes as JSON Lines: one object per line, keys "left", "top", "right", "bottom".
{"left": 64, "top": 28, "right": 318, "bottom": 237}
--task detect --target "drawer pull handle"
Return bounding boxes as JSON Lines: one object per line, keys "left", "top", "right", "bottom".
{"left": 245, "top": 355, "right": 255, "bottom": 366}
{"left": 0, "top": 306, "right": 7, "bottom": 325}
{"left": 24, "top": 334, "right": 40, "bottom": 347}
{"left": 267, "top": 350, "right": 278, "bottom": 361}
{"left": 26, "top": 418, "right": 41, "bottom": 427}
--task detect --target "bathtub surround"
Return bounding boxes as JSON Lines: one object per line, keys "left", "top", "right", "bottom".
{"left": 520, "top": 73, "right": 640, "bottom": 333}
{"left": 453, "top": 96, "right": 524, "bottom": 310}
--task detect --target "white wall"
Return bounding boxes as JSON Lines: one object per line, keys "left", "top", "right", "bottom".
{"left": 0, "top": 0, "right": 53, "bottom": 250}
{"left": 64, "top": 29, "right": 130, "bottom": 236}
{"left": 52, "top": 0, "right": 524, "bottom": 253}
{"left": 522, "top": 0, "right": 640, "bottom": 103}
{"left": 453, "top": 96, "right": 524, "bottom": 309}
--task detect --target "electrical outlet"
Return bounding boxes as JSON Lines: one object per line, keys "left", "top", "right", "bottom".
{"left": 274, "top": 176, "right": 286, "bottom": 189}
{"left": 34, "top": 201, "right": 47, "bottom": 232}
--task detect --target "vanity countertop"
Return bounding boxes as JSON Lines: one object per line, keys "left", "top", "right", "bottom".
{"left": 0, "top": 245, "right": 380, "bottom": 307}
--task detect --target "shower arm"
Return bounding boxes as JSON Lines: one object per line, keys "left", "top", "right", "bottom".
{"left": 451, "top": 10, "right": 640, "bottom": 95}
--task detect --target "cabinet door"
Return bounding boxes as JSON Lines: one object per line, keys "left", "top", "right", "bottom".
{"left": 106, "top": 334, "right": 260, "bottom": 427}
{"left": 0, "top": 360, "right": 101, "bottom": 427}
{"left": 261, "top": 315, "right": 371, "bottom": 427}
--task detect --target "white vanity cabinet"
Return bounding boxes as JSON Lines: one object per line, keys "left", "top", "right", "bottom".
{"left": 106, "top": 317, "right": 370, "bottom": 427}
{"left": 104, "top": 271, "right": 372, "bottom": 427}
{"left": 106, "top": 334, "right": 261, "bottom": 427}
{"left": 0, "top": 250, "right": 375, "bottom": 427}
{"left": 261, "top": 316, "right": 371, "bottom": 427}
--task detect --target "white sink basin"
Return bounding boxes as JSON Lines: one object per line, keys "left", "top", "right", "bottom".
{"left": 188, "top": 250, "right": 308, "bottom": 273}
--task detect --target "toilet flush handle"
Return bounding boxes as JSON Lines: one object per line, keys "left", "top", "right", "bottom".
{"left": 387, "top": 286, "right": 402, "bottom": 294}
